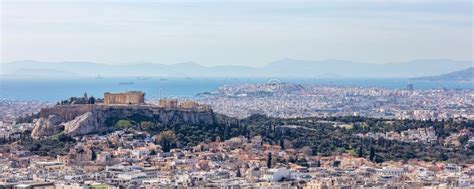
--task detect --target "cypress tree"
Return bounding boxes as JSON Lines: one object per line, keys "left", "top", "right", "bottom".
{"left": 369, "top": 146, "right": 376, "bottom": 162}
{"left": 267, "top": 153, "right": 272, "bottom": 168}
{"left": 357, "top": 146, "right": 363, "bottom": 157}
{"left": 236, "top": 167, "right": 241, "bottom": 177}
{"left": 279, "top": 138, "right": 285, "bottom": 150}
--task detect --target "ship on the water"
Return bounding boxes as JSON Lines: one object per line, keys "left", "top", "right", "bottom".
{"left": 118, "top": 82, "right": 134, "bottom": 85}
{"left": 136, "top": 76, "right": 152, "bottom": 80}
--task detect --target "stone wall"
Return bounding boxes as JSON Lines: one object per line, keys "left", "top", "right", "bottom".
{"left": 104, "top": 92, "right": 144, "bottom": 104}
{"left": 159, "top": 99, "right": 178, "bottom": 108}
{"left": 178, "top": 101, "right": 210, "bottom": 111}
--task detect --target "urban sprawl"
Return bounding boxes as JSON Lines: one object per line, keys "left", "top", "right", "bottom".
{"left": 199, "top": 83, "right": 473, "bottom": 120}
{"left": 0, "top": 84, "right": 473, "bottom": 189}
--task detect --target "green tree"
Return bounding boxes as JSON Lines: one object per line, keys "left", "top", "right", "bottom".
{"left": 140, "top": 121, "right": 154, "bottom": 130}
{"left": 458, "top": 135, "right": 469, "bottom": 145}
{"left": 156, "top": 130, "right": 177, "bottom": 152}
{"left": 279, "top": 138, "right": 285, "bottom": 150}
{"left": 357, "top": 146, "right": 363, "bottom": 158}
{"left": 91, "top": 150, "right": 97, "bottom": 161}
{"left": 267, "top": 152, "right": 272, "bottom": 168}
{"left": 116, "top": 120, "right": 133, "bottom": 129}
{"left": 311, "top": 145, "right": 318, "bottom": 156}
{"left": 88, "top": 97, "right": 96, "bottom": 104}
{"left": 236, "top": 167, "right": 242, "bottom": 177}
{"left": 369, "top": 146, "right": 376, "bottom": 162}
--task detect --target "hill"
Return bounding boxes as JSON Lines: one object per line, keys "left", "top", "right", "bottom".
{"left": 412, "top": 67, "right": 473, "bottom": 82}
{"left": 31, "top": 104, "right": 216, "bottom": 139}
{"left": 19, "top": 111, "right": 474, "bottom": 164}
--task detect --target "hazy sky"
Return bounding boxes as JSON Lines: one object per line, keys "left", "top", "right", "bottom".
{"left": 1, "top": 0, "right": 472, "bottom": 66}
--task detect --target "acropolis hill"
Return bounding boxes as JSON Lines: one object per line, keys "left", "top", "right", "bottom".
{"left": 31, "top": 92, "right": 215, "bottom": 139}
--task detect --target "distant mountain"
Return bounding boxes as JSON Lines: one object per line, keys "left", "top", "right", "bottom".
{"left": 263, "top": 58, "right": 472, "bottom": 78}
{"left": 411, "top": 67, "right": 473, "bottom": 82}
{"left": 1, "top": 59, "right": 472, "bottom": 78}
{"left": 0, "top": 60, "right": 261, "bottom": 78}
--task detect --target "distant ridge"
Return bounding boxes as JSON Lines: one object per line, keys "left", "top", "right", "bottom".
{"left": 411, "top": 67, "right": 474, "bottom": 83}
{"left": 1, "top": 59, "right": 472, "bottom": 78}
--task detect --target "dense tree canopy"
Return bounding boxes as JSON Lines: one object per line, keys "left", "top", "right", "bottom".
{"left": 20, "top": 113, "right": 474, "bottom": 164}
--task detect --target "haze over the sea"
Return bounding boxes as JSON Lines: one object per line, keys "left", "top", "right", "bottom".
{"left": 1, "top": 77, "right": 472, "bottom": 102}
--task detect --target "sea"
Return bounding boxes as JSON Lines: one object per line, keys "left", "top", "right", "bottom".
{"left": 0, "top": 77, "right": 472, "bottom": 102}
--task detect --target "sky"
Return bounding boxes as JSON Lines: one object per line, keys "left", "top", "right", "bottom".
{"left": 1, "top": 0, "right": 473, "bottom": 66}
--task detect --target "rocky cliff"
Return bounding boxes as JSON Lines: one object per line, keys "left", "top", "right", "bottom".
{"left": 31, "top": 104, "right": 216, "bottom": 139}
